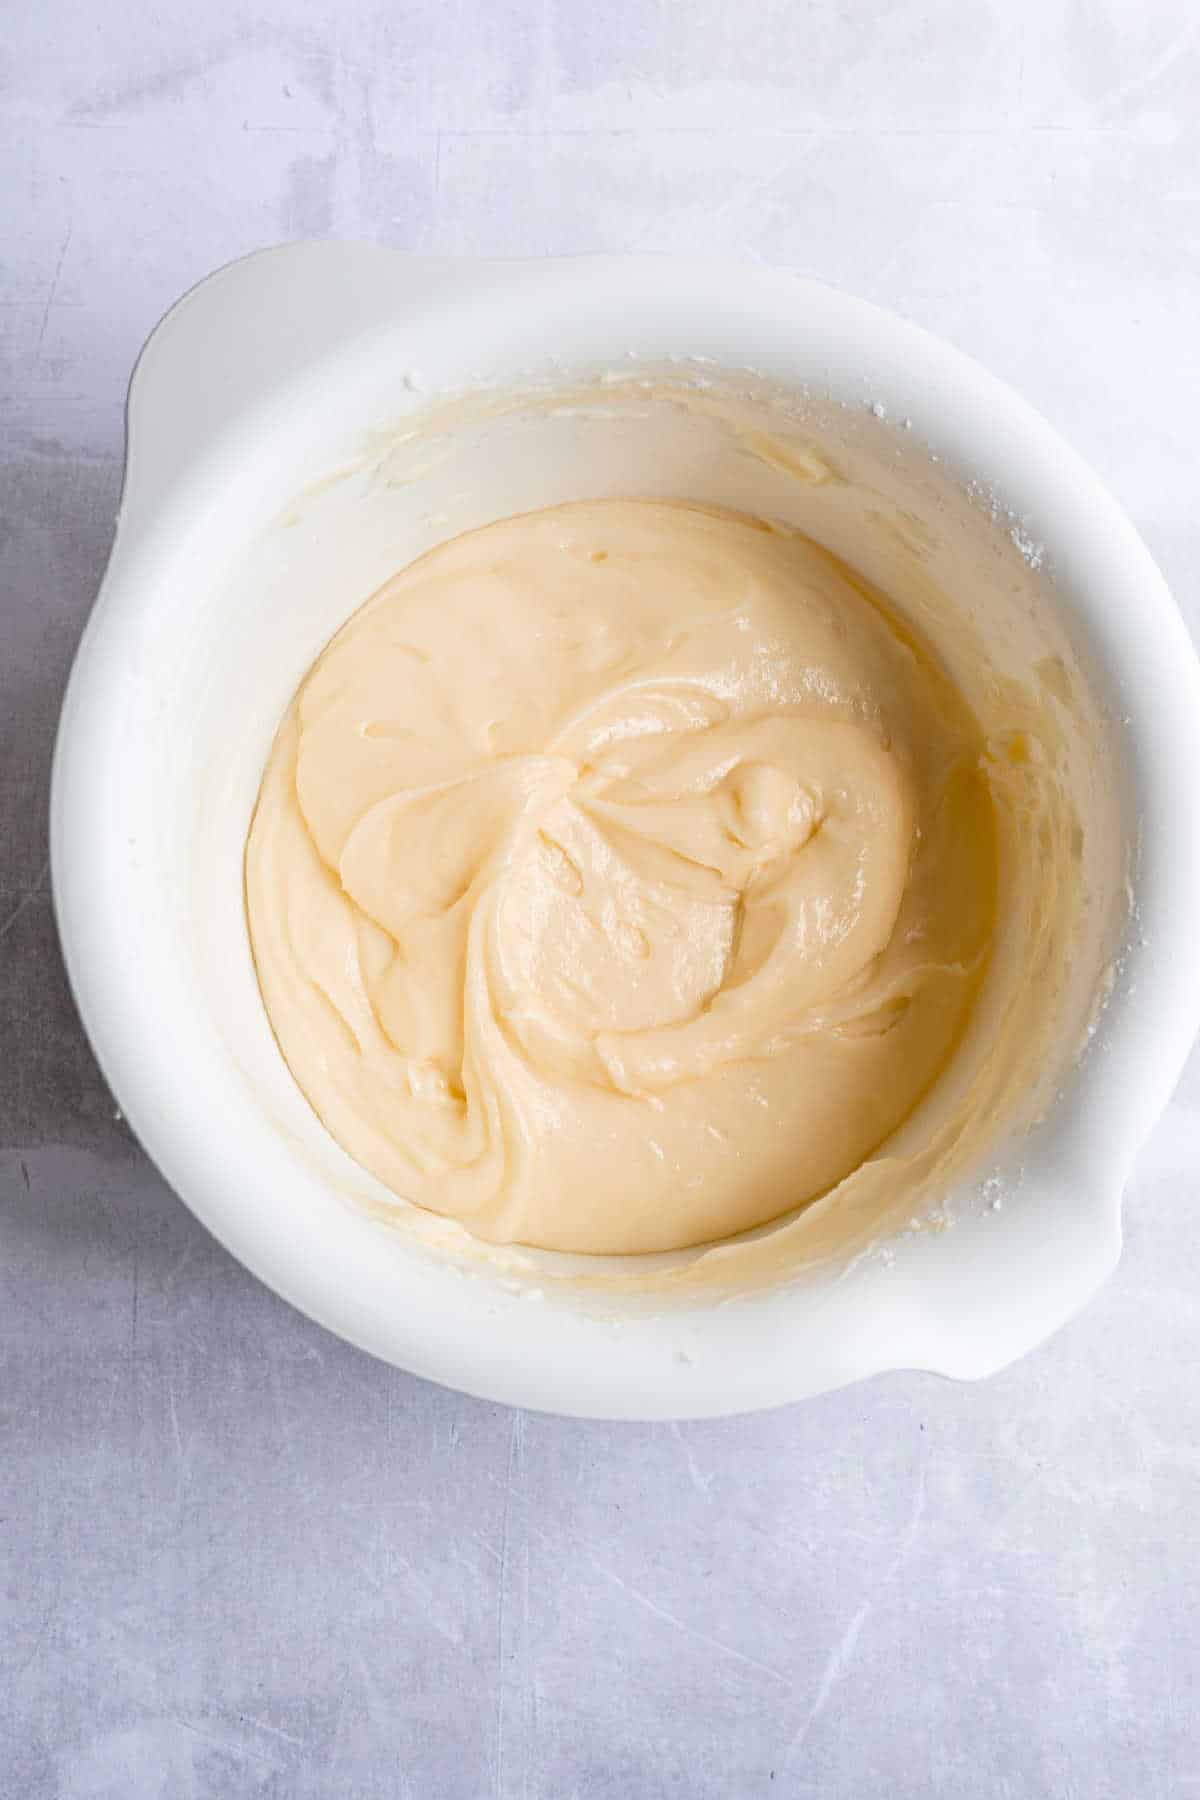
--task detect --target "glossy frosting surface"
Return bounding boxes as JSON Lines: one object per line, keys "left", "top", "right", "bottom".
{"left": 246, "top": 501, "right": 996, "bottom": 1253}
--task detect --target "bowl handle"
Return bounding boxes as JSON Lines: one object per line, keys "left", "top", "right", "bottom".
{"left": 120, "top": 241, "right": 463, "bottom": 530}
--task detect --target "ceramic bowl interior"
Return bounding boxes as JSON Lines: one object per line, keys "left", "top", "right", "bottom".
{"left": 51, "top": 246, "right": 1200, "bottom": 1417}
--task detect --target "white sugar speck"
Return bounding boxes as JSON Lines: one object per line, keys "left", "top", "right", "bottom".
{"left": 1010, "top": 523, "right": 1045, "bottom": 570}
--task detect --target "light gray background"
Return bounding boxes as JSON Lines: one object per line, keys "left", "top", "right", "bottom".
{"left": 3, "top": 2, "right": 1199, "bottom": 1795}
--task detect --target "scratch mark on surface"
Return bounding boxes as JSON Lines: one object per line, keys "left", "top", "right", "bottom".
{"left": 484, "top": 1465, "right": 785, "bottom": 1689}
{"left": 164, "top": 1368, "right": 189, "bottom": 1519}
{"left": 351, "top": 1643, "right": 389, "bottom": 1737}
{"left": 586, "top": 1556, "right": 790, "bottom": 1686}
{"left": 705, "top": 147, "right": 801, "bottom": 231}
{"left": 886, "top": 1454, "right": 928, "bottom": 1581}
{"left": 0, "top": 887, "right": 41, "bottom": 945}
{"left": 669, "top": 1422, "right": 714, "bottom": 1498}
{"left": 518, "top": 1414, "right": 533, "bottom": 1800}
{"left": 784, "top": 1451, "right": 928, "bottom": 1763}
{"left": 785, "top": 1601, "right": 873, "bottom": 1760}
{"left": 35, "top": 228, "right": 72, "bottom": 361}
{"left": 13, "top": 1599, "right": 57, "bottom": 1678}
{"left": 161, "top": 1238, "right": 200, "bottom": 1293}
{"left": 166, "top": 1373, "right": 183, "bottom": 1465}
{"left": 494, "top": 1409, "right": 527, "bottom": 1797}
{"left": 487, "top": 1452, "right": 787, "bottom": 1701}
{"left": 391, "top": 1549, "right": 463, "bottom": 1649}
{"left": 1101, "top": 18, "right": 1196, "bottom": 113}
{"left": 206, "top": 1704, "right": 305, "bottom": 1749}
{"left": 171, "top": 1715, "right": 278, "bottom": 1769}
{"left": 19, "top": 1159, "right": 30, "bottom": 1190}
{"left": 128, "top": 1237, "right": 140, "bottom": 1479}
{"left": 239, "top": 1714, "right": 304, "bottom": 1749}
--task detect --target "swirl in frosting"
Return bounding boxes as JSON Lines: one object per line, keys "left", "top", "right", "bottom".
{"left": 246, "top": 501, "right": 996, "bottom": 1254}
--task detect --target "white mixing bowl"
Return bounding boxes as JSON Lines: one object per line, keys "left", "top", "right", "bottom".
{"left": 50, "top": 243, "right": 1200, "bottom": 1418}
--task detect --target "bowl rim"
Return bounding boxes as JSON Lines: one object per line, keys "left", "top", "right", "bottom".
{"left": 49, "top": 243, "right": 1200, "bottom": 1418}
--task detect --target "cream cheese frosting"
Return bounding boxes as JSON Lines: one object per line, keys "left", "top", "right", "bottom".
{"left": 246, "top": 500, "right": 997, "bottom": 1255}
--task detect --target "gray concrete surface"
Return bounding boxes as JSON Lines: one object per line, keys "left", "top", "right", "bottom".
{"left": 3, "top": 2, "right": 1200, "bottom": 1794}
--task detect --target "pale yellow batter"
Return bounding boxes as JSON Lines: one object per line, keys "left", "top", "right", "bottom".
{"left": 246, "top": 500, "right": 996, "bottom": 1255}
